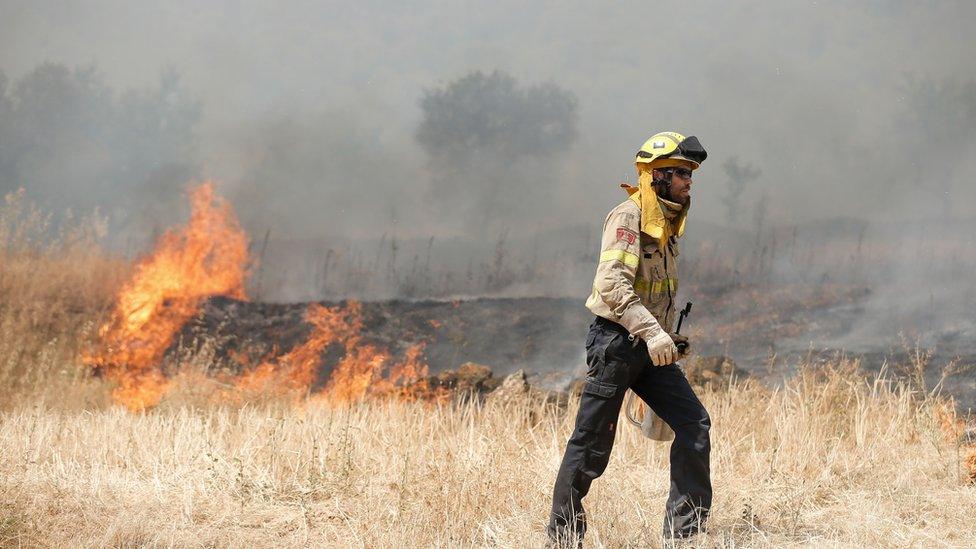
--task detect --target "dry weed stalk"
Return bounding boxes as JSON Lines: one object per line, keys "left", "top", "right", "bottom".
{"left": 1, "top": 363, "right": 975, "bottom": 547}
{"left": 0, "top": 190, "right": 124, "bottom": 408}
{"left": 2, "top": 193, "right": 975, "bottom": 546}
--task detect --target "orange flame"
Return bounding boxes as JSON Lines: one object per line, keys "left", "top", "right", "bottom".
{"left": 936, "top": 402, "right": 966, "bottom": 442}
{"left": 234, "top": 301, "right": 441, "bottom": 403}
{"left": 86, "top": 181, "right": 441, "bottom": 410}
{"left": 965, "top": 445, "right": 976, "bottom": 485}
{"left": 85, "top": 182, "right": 249, "bottom": 410}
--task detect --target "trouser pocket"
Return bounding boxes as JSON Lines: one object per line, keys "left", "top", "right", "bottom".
{"left": 585, "top": 321, "right": 626, "bottom": 386}
{"left": 574, "top": 379, "right": 623, "bottom": 481}
{"left": 582, "top": 377, "right": 616, "bottom": 398}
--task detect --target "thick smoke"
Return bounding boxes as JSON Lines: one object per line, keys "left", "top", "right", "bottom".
{"left": 416, "top": 70, "right": 577, "bottom": 231}
{"left": 719, "top": 157, "right": 761, "bottom": 226}
{"left": 3, "top": 2, "right": 975, "bottom": 228}
{"left": 0, "top": 63, "right": 199, "bottom": 240}
{"left": 0, "top": 1, "right": 973, "bottom": 312}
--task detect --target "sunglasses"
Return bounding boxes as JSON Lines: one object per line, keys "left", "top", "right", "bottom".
{"left": 670, "top": 168, "right": 693, "bottom": 180}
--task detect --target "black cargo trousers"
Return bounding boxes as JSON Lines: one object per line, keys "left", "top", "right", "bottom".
{"left": 548, "top": 316, "right": 712, "bottom": 543}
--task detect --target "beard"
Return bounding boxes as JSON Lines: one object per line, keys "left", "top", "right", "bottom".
{"left": 654, "top": 182, "right": 687, "bottom": 205}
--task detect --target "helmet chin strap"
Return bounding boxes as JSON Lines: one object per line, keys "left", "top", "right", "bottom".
{"left": 652, "top": 170, "right": 674, "bottom": 201}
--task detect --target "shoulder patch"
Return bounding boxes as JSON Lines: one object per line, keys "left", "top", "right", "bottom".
{"left": 616, "top": 227, "right": 637, "bottom": 245}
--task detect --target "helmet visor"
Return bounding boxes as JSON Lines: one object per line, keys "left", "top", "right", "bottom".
{"left": 676, "top": 135, "right": 707, "bottom": 165}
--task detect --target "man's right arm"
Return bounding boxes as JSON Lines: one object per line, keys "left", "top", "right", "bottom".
{"left": 590, "top": 207, "right": 666, "bottom": 342}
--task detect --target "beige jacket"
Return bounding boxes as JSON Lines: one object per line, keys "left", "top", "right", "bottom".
{"left": 585, "top": 199, "right": 681, "bottom": 340}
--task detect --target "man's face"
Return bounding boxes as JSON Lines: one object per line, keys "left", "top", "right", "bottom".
{"left": 654, "top": 166, "right": 694, "bottom": 205}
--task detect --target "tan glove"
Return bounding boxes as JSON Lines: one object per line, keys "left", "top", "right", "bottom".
{"left": 645, "top": 331, "right": 677, "bottom": 366}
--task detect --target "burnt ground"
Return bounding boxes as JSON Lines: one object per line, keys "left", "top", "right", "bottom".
{"left": 169, "top": 295, "right": 976, "bottom": 411}
{"left": 171, "top": 297, "right": 591, "bottom": 391}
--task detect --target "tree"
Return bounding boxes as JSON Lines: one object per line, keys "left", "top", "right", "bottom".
{"left": 900, "top": 77, "right": 976, "bottom": 215}
{"left": 721, "top": 156, "right": 762, "bottom": 225}
{"left": 0, "top": 62, "right": 200, "bottom": 226}
{"left": 417, "top": 70, "right": 577, "bottom": 161}
{"left": 416, "top": 70, "right": 577, "bottom": 227}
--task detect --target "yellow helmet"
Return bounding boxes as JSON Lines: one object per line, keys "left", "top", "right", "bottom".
{"left": 635, "top": 131, "right": 707, "bottom": 170}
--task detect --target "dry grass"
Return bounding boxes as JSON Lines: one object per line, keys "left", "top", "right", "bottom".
{"left": 1, "top": 193, "right": 975, "bottom": 547}
{"left": 0, "top": 367, "right": 974, "bottom": 547}
{"left": 0, "top": 190, "right": 126, "bottom": 409}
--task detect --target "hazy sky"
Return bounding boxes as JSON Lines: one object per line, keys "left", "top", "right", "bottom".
{"left": 2, "top": 0, "right": 975, "bottom": 239}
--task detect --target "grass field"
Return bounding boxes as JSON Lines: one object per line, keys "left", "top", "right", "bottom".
{"left": 2, "top": 365, "right": 975, "bottom": 547}
{"left": 2, "top": 191, "right": 975, "bottom": 548}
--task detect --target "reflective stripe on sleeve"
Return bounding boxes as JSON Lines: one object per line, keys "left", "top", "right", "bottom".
{"left": 599, "top": 249, "right": 639, "bottom": 267}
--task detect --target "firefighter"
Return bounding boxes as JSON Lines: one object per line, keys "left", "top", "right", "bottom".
{"left": 548, "top": 132, "right": 712, "bottom": 545}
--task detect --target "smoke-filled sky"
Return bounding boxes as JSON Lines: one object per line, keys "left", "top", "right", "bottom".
{"left": 3, "top": 0, "right": 975, "bottom": 242}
